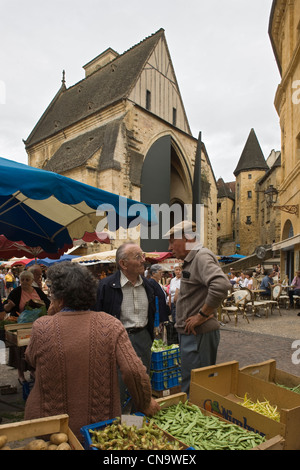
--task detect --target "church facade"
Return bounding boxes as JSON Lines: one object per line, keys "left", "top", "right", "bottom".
{"left": 24, "top": 29, "right": 217, "bottom": 253}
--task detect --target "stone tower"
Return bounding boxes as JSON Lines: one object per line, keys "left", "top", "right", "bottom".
{"left": 234, "top": 129, "right": 268, "bottom": 255}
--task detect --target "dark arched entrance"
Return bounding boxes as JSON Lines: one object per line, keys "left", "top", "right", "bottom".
{"left": 140, "top": 135, "right": 190, "bottom": 252}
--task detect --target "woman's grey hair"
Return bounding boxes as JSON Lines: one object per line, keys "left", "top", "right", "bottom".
{"left": 46, "top": 262, "right": 97, "bottom": 310}
{"left": 149, "top": 264, "right": 162, "bottom": 275}
{"left": 20, "top": 270, "right": 34, "bottom": 281}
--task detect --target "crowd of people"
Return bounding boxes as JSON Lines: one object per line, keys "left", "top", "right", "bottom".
{"left": 226, "top": 264, "right": 300, "bottom": 311}
{"left": 0, "top": 223, "right": 299, "bottom": 440}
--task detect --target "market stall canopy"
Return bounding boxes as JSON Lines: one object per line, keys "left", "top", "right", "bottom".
{"left": 144, "top": 252, "right": 173, "bottom": 263}
{"left": 26, "top": 254, "right": 79, "bottom": 267}
{"left": 76, "top": 231, "right": 113, "bottom": 244}
{"left": 4, "top": 257, "right": 35, "bottom": 267}
{"left": 219, "top": 254, "right": 246, "bottom": 264}
{"left": 72, "top": 249, "right": 117, "bottom": 264}
{"left": 0, "top": 157, "right": 157, "bottom": 255}
{"left": 0, "top": 231, "right": 112, "bottom": 260}
{"left": 0, "top": 234, "right": 66, "bottom": 260}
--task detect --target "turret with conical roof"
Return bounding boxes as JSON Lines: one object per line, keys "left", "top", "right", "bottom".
{"left": 234, "top": 128, "right": 268, "bottom": 177}
{"left": 234, "top": 129, "right": 269, "bottom": 256}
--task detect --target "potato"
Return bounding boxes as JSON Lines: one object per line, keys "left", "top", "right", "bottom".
{"left": 47, "top": 444, "right": 58, "bottom": 450}
{"left": 49, "top": 432, "right": 68, "bottom": 445}
{"left": 0, "top": 435, "right": 8, "bottom": 449}
{"left": 25, "top": 439, "right": 48, "bottom": 450}
{"left": 56, "top": 442, "right": 71, "bottom": 450}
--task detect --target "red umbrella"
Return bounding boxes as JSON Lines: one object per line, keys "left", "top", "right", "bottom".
{"left": 0, "top": 235, "right": 69, "bottom": 260}
{"left": 0, "top": 231, "right": 112, "bottom": 260}
{"left": 75, "top": 231, "right": 112, "bottom": 244}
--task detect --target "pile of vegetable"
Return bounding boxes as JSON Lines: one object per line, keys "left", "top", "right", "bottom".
{"left": 238, "top": 393, "right": 280, "bottom": 422}
{"left": 276, "top": 383, "right": 300, "bottom": 394}
{"left": 151, "top": 339, "right": 179, "bottom": 352}
{"left": 151, "top": 339, "right": 180, "bottom": 371}
{"left": 0, "top": 317, "right": 18, "bottom": 330}
{"left": 89, "top": 417, "right": 184, "bottom": 450}
{"left": 151, "top": 401, "right": 266, "bottom": 450}
{"left": 0, "top": 432, "right": 72, "bottom": 450}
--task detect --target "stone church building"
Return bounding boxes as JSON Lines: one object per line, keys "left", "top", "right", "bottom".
{"left": 24, "top": 29, "right": 218, "bottom": 253}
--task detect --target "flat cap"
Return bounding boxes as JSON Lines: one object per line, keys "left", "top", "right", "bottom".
{"left": 163, "top": 220, "right": 198, "bottom": 239}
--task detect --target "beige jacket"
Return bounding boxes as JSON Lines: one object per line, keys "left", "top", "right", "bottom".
{"left": 175, "top": 247, "right": 231, "bottom": 335}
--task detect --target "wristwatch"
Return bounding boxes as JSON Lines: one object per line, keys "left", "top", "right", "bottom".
{"left": 199, "top": 310, "right": 209, "bottom": 318}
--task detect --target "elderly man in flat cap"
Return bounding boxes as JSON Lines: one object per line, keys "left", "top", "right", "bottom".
{"left": 165, "top": 220, "right": 231, "bottom": 395}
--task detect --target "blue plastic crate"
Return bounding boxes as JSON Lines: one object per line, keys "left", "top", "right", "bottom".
{"left": 151, "top": 347, "right": 181, "bottom": 371}
{"left": 81, "top": 418, "right": 116, "bottom": 450}
{"left": 150, "top": 367, "right": 181, "bottom": 391}
{"left": 80, "top": 413, "right": 145, "bottom": 450}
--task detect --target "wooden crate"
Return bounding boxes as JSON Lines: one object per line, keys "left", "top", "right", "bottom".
{"left": 4, "top": 322, "right": 33, "bottom": 346}
{"left": 0, "top": 414, "right": 83, "bottom": 450}
{"left": 240, "top": 359, "right": 300, "bottom": 390}
{"left": 155, "top": 392, "right": 284, "bottom": 450}
{"left": 189, "top": 361, "right": 300, "bottom": 450}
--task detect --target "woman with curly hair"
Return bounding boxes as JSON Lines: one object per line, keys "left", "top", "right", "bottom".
{"left": 24, "top": 262, "right": 159, "bottom": 440}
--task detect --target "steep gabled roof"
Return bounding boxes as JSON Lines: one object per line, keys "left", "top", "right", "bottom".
{"left": 25, "top": 29, "right": 165, "bottom": 147}
{"left": 217, "top": 178, "right": 235, "bottom": 200}
{"left": 44, "top": 119, "right": 123, "bottom": 173}
{"left": 234, "top": 128, "right": 268, "bottom": 177}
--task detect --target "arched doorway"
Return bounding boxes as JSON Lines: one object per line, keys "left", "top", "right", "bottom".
{"left": 140, "top": 135, "right": 191, "bottom": 251}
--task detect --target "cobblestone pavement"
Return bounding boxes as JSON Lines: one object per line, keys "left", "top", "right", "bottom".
{"left": 217, "top": 307, "right": 300, "bottom": 376}
{"left": 1, "top": 307, "right": 300, "bottom": 423}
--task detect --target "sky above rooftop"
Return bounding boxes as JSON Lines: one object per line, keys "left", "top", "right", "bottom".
{"left": 0, "top": 0, "right": 281, "bottom": 182}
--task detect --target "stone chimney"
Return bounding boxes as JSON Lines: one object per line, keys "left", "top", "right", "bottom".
{"left": 83, "top": 48, "right": 119, "bottom": 77}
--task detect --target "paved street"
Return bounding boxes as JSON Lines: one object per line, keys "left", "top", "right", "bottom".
{"left": 1, "top": 307, "right": 300, "bottom": 424}
{"left": 218, "top": 307, "right": 300, "bottom": 376}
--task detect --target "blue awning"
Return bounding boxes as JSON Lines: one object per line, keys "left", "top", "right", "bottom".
{"left": 0, "top": 157, "right": 157, "bottom": 254}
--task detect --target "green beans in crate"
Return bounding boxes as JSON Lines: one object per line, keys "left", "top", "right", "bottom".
{"left": 151, "top": 340, "right": 180, "bottom": 370}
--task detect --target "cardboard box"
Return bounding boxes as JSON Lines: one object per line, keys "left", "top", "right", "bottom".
{"left": 4, "top": 322, "right": 33, "bottom": 346}
{"left": 189, "top": 361, "right": 300, "bottom": 450}
{"left": 240, "top": 359, "right": 300, "bottom": 390}
{"left": 155, "top": 392, "right": 284, "bottom": 450}
{"left": 0, "top": 414, "right": 83, "bottom": 450}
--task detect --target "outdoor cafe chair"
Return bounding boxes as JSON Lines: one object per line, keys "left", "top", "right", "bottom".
{"left": 261, "top": 283, "right": 282, "bottom": 317}
{"left": 221, "top": 289, "right": 250, "bottom": 326}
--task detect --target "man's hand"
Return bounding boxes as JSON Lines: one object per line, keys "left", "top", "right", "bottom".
{"left": 184, "top": 314, "right": 207, "bottom": 335}
{"left": 184, "top": 310, "right": 214, "bottom": 335}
